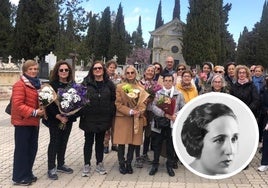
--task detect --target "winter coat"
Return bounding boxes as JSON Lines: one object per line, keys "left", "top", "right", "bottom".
{"left": 11, "top": 76, "right": 40, "bottom": 126}
{"left": 230, "top": 81, "right": 260, "bottom": 117}
{"left": 176, "top": 83, "right": 198, "bottom": 103}
{"left": 79, "top": 77, "right": 116, "bottom": 133}
{"left": 151, "top": 87, "right": 185, "bottom": 133}
{"left": 113, "top": 82, "right": 149, "bottom": 145}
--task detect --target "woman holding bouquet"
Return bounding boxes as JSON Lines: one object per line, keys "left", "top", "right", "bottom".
{"left": 149, "top": 74, "right": 185, "bottom": 177}
{"left": 11, "top": 60, "right": 45, "bottom": 185}
{"left": 113, "top": 65, "right": 149, "bottom": 174}
{"left": 45, "top": 60, "right": 76, "bottom": 180}
{"left": 79, "top": 61, "right": 116, "bottom": 176}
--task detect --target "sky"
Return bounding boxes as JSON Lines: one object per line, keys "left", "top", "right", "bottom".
{"left": 10, "top": 0, "right": 265, "bottom": 44}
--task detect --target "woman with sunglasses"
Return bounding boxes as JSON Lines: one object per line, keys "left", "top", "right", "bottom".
{"left": 79, "top": 60, "right": 116, "bottom": 176}
{"left": 113, "top": 65, "right": 149, "bottom": 175}
{"left": 45, "top": 60, "right": 76, "bottom": 180}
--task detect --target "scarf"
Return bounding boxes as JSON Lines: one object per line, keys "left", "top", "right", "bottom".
{"left": 163, "top": 86, "right": 174, "bottom": 97}
{"left": 237, "top": 78, "right": 249, "bottom": 85}
{"left": 181, "top": 81, "right": 193, "bottom": 90}
{"left": 23, "top": 73, "right": 41, "bottom": 89}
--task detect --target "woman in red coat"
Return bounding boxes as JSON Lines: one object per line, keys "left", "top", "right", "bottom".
{"left": 11, "top": 60, "right": 45, "bottom": 186}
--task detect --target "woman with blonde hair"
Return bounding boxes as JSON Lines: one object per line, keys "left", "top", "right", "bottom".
{"left": 113, "top": 65, "right": 149, "bottom": 174}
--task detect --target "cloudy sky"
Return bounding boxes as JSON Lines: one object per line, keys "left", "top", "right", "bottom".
{"left": 10, "top": 0, "right": 264, "bottom": 43}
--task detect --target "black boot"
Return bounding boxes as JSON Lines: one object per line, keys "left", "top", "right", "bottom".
{"left": 119, "top": 163, "right": 127, "bottom": 175}
{"left": 167, "top": 166, "right": 175, "bottom": 177}
{"left": 126, "top": 163, "right": 133, "bottom": 174}
{"left": 149, "top": 164, "right": 158, "bottom": 176}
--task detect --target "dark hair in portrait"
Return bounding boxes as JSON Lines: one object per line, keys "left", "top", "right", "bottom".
{"left": 88, "top": 60, "right": 109, "bottom": 81}
{"left": 50, "top": 60, "right": 74, "bottom": 82}
{"left": 181, "top": 103, "right": 237, "bottom": 159}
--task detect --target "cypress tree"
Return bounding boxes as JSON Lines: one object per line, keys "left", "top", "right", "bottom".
{"left": 109, "top": 3, "right": 127, "bottom": 64}
{"left": 13, "top": 0, "right": 58, "bottom": 59}
{"left": 173, "top": 0, "right": 180, "bottom": 20}
{"left": 94, "top": 7, "right": 111, "bottom": 60}
{"left": 155, "top": 0, "right": 164, "bottom": 29}
{"left": 182, "top": 0, "right": 223, "bottom": 65}
{"left": 132, "top": 16, "right": 145, "bottom": 48}
{"left": 256, "top": 0, "right": 268, "bottom": 66}
{"left": 0, "top": 0, "right": 13, "bottom": 59}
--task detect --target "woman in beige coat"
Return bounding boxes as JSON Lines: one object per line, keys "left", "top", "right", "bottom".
{"left": 113, "top": 65, "right": 149, "bottom": 175}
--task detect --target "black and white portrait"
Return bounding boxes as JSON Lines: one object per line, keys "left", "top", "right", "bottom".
{"left": 172, "top": 92, "right": 259, "bottom": 179}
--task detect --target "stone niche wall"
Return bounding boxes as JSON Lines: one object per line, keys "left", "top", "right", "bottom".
{"left": 0, "top": 71, "right": 20, "bottom": 100}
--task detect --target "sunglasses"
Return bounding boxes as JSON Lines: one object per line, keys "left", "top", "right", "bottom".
{"left": 178, "top": 68, "right": 186, "bottom": 71}
{"left": 250, "top": 70, "right": 255, "bottom": 72}
{"left": 93, "top": 67, "right": 103, "bottom": 70}
{"left": 126, "top": 71, "right": 135, "bottom": 75}
{"left": 59, "top": 69, "right": 69, "bottom": 72}
{"left": 155, "top": 67, "right": 160, "bottom": 70}
{"left": 214, "top": 71, "right": 223, "bottom": 74}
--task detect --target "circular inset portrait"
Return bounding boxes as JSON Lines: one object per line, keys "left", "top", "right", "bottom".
{"left": 172, "top": 92, "right": 258, "bottom": 179}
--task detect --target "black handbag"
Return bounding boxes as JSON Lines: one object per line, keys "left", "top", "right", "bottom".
{"left": 154, "top": 116, "right": 170, "bottom": 129}
{"left": 5, "top": 99, "right": 12, "bottom": 115}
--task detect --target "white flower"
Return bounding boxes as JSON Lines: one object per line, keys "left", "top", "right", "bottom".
{"left": 62, "top": 93, "right": 73, "bottom": 102}
{"left": 73, "top": 94, "right": 81, "bottom": 103}
{"left": 67, "top": 88, "right": 77, "bottom": 94}
{"left": 60, "top": 100, "right": 70, "bottom": 109}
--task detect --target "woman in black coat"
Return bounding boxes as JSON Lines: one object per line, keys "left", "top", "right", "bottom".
{"left": 230, "top": 65, "right": 260, "bottom": 118}
{"left": 79, "top": 60, "right": 116, "bottom": 177}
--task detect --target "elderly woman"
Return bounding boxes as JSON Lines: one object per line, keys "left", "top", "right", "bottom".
{"left": 11, "top": 60, "right": 45, "bottom": 185}
{"left": 113, "top": 65, "right": 149, "bottom": 174}
{"left": 181, "top": 103, "right": 239, "bottom": 175}
{"left": 224, "top": 62, "right": 236, "bottom": 91}
{"left": 200, "top": 74, "right": 228, "bottom": 94}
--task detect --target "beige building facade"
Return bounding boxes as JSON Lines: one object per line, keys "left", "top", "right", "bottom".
{"left": 150, "top": 18, "right": 185, "bottom": 68}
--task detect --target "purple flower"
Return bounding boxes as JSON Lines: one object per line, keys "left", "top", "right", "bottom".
{"left": 57, "top": 83, "right": 89, "bottom": 115}
{"left": 144, "top": 80, "right": 162, "bottom": 98}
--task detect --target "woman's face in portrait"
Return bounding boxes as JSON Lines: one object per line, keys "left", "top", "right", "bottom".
{"left": 227, "top": 65, "right": 236, "bottom": 77}
{"left": 58, "top": 64, "right": 70, "bottom": 81}
{"left": 107, "top": 63, "right": 116, "bottom": 76}
{"left": 237, "top": 68, "right": 247, "bottom": 81}
{"left": 182, "top": 73, "right": 192, "bottom": 85}
{"left": 125, "top": 67, "right": 136, "bottom": 81}
{"left": 198, "top": 116, "right": 238, "bottom": 175}
{"left": 25, "top": 64, "right": 39, "bottom": 78}
{"left": 93, "top": 63, "right": 104, "bottom": 77}
{"left": 212, "top": 77, "right": 223, "bottom": 92}
{"left": 154, "top": 64, "right": 161, "bottom": 74}
{"left": 144, "top": 66, "right": 155, "bottom": 80}
{"left": 202, "top": 64, "right": 211, "bottom": 74}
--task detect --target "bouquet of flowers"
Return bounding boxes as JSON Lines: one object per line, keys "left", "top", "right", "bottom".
{"left": 57, "top": 83, "right": 89, "bottom": 129}
{"left": 156, "top": 95, "right": 176, "bottom": 115}
{"left": 144, "top": 80, "right": 162, "bottom": 98}
{"left": 38, "top": 84, "right": 57, "bottom": 119}
{"left": 122, "top": 83, "right": 150, "bottom": 134}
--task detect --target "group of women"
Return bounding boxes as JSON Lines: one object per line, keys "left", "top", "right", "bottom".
{"left": 10, "top": 57, "right": 267, "bottom": 185}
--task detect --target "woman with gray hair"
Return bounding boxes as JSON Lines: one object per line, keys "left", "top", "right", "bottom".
{"left": 200, "top": 74, "right": 228, "bottom": 94}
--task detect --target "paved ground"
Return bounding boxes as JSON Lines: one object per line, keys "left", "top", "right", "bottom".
{"left": 1, "top": 99, "right": 268, "bottom": 188}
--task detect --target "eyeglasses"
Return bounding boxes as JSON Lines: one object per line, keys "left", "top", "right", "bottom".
{"left": 238, "top": 71, "right": 246, "bottom": 74}
{"left": 214, "top": 71, "right": 223, "bottom": 74}
{"left": 126, "top": 71, "right": 135, "bottom": 75}
{"left": 178, "top": 68, "right": 186, "bottom": 71}
{"left": 59, "top": 69, "right": 69, "bottom": 72}
{"left": 250, "top": 70, "right": 255, "bottom": 72}
{"left": 93, "top": 67, "right": 103, "bottom": 70}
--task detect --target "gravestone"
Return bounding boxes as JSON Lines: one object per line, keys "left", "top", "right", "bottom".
{"left": 45, "top": 52, "right": 57, "bottom": 73}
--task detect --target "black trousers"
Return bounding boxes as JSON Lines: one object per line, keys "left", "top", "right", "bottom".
{"left": 151, "top": 128, "right": 174, "bottom": 167}
{"left": 12, "top": 126, "right": 39, "bottom": 182}
{"left": 83, "top": 131, "right": 106, "bottom": 165}
{"left": 117, "top": 144, "right": 135, "bottom": 165}
{"left": 47, "top": 123, "right": 72, "bottom": 170}
{"left": 261, "top": 130, "right": 268, "bottom": 165}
